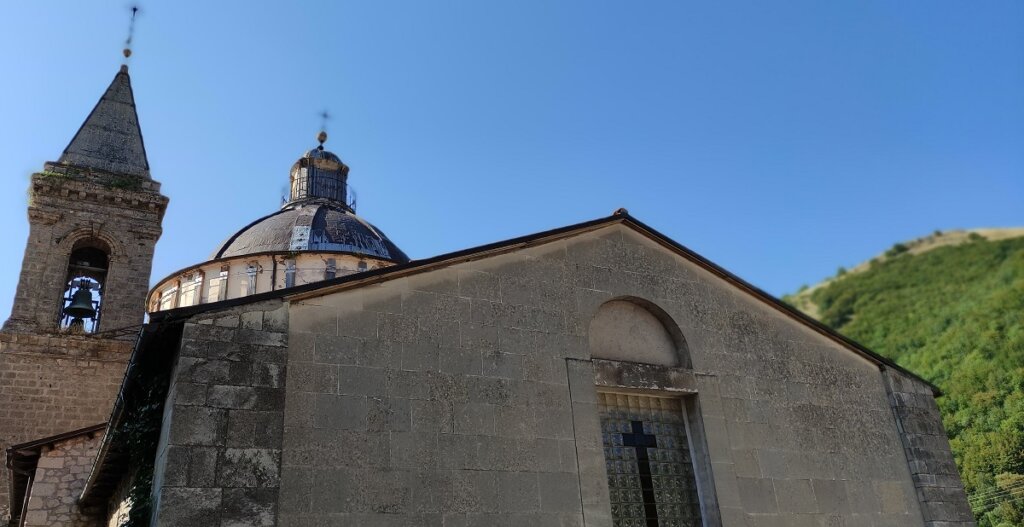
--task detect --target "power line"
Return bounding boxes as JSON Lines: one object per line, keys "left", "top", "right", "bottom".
{"left": 972, "top": 489, "right": 1024, "bottom": 507}
{"left": 971, "top": 486, "right": 1024, "bottom": 507}
{"left": 980, "top": 493, "right": 1024, "bottom": 509}
{"left": 972, "top": 491, "right": 1024, "bottom": 507}
{"left": 969, "top": 480, "right": 1024, "bottom": 501}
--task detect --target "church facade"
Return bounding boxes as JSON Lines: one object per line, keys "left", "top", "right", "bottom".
{"left": 1, "top": 60, "right": 974, "bottom": 527}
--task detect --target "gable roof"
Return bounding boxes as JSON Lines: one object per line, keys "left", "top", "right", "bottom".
{"left": 151, "top": 210, "right": 939, "bottom": 395}
{"left": 6, "top": 423, "right": 106, "bottom": 527}
{"left": 57, "top": 65, "right": 150, "bottom": 178}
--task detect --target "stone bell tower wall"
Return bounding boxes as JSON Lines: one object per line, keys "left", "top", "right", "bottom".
{"left": 3, "top": 170, "right": 167, "bottom": 335}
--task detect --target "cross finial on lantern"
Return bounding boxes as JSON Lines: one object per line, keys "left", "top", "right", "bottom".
{"left": 317, "top": 110, "right": 331, "bottom": 149}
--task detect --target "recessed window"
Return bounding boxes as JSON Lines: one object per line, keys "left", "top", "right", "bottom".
{"left": 245, "top": 263, "right": 259, "bottom": 295}
{"left": 285, "top": 259, "right": 297, "bottom": 288}
{"left": 600, "top": 393, "right": 702, "bottom": 527}
{"left": 208, "top": 266, "right": 229, "bottom": 302}
{"left": 158, "top": 285, "right": 178, "bottom": 311}
{"left": 178, "top": 273, "right": 203, "bottom": 307}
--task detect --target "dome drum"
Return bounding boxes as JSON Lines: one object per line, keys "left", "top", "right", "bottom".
{"left": 148, "top": 251, "right": 389, "bottom": 311}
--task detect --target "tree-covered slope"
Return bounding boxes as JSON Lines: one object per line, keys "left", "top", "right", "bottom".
{"left": 784, "top": 233, "right": 1024, "bottom": 526}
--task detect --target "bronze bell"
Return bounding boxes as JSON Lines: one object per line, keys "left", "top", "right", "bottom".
{"left": 64, "top": 285, "right": 97, "bottom": 320}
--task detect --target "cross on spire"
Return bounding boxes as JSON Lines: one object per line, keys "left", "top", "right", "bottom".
{"left": 123, "top": 5, "right": 140, "bottom": 61}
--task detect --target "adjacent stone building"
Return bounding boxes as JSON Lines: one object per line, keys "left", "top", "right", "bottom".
{"left": 7, "top": 425, "right": 106, "bottom": 527}
{"left": 3, "top": 54, "right": 974, "bottom": 527}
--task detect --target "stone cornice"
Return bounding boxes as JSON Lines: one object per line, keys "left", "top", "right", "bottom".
{"left": 31, "top": 169, "right": 169, "bottom": 217}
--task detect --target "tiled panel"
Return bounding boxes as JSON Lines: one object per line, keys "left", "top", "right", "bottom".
{"left": 600, "top": 393, "right": 702, "bottom": 527}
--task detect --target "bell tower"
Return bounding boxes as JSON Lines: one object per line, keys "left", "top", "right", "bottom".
{"left": 0, "top": 64, "right": 168, "bottom": 520}
{"left": 3, "top": 65, "right": 168, "bottom": 335}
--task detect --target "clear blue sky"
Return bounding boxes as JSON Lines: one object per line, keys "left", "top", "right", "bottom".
{"left": 1, "top": 1, "right": 1022, "bottom": 323}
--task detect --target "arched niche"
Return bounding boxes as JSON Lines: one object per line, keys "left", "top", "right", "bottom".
{"left": 588, "top": 297, "right": 691, "bottom": 368}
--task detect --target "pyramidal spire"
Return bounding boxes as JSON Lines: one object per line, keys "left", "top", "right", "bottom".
{"left": 57, "top": 65, "right": 150, "bottom": 178}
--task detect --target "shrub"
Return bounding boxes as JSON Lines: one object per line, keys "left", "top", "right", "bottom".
{"left": 885, "top": 243, "right": 909, "bottom": 258}
{"left": 803, "top": 236, "right": 1024, "bottom": 525}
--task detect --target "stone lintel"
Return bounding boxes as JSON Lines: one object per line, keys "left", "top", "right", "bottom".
{"left": 591, "top": 358, "right": 697, "bottom": 393}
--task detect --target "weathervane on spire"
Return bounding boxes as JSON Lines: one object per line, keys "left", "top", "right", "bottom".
{"left": 317, "top": 110, "right": 331, "bottom": 149}
{"left": 122, "top": 5, "right": 140, "bottom": 63}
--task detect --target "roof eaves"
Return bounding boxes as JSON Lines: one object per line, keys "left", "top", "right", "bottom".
{"left": 282, "top": 213, "right": 628, "bottom": 302}
{"left": 6, "top": 423, "right": 107, "bottom": 455}
{"left": 150, "top": 210, "right": 940, "bottom": 396}
{"left": 614, "top": 213, "right": 942, "bottom": 396}
{"left": 283, "top": 210, "right": 940, "bottom": 395}
{"left": 150, "top": 213, "right": 627, "bottom": 322}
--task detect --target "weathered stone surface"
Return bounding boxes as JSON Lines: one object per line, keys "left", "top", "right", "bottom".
{"left": 221, "top": 488, "right": 277, "bottom": 527}
{"left": 0, "top": 335, "right": 130, "bottom": 520}
{"left": 217, "top": 448, "right": 282, "bottom": 488}
{"left": 150, "top": 303, "right": 288, "bottom": 527}
{"left": 18, "top": 433, "right": 101, "bottom": 527}
{"left": 156, "top": 487, "right": 222, "bottom": 527}
{"left": 883, "top": 370, "right": 974, "bottom": 526}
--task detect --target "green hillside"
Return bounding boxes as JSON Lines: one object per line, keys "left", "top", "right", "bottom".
{"left": 783, "top": 232, "right": 1024, "bottom": 526}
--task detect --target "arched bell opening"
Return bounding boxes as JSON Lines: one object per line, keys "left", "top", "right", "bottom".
{"left": 59, "top": 239, "right": 110, "bottom": 333}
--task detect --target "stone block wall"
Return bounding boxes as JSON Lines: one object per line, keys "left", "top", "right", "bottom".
{"left": 883, "top": 369, "right": 974, "bottom": 525}
{"left": 280, "top": 276, "right": 589, "bottom": 526}
{"left": 0, "top": 333, "right": 130, "bottom": 521}
{"left": 149, "top": 300, "right": 288, "bottom": 527}
{"left": 272, "top": 224, "right": 969, "bottom": 526}
{"left": 20, "top": 432, "right": 102, "bottom": 527}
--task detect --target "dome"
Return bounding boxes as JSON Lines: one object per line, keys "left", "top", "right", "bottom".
{"left": 149, "top": 133, "right": 409, "bottom": 313}
{"left": 301, "top": 146, "right": 343, "bottom": 163}
{"left": 207, "top": 137, "right": 409, "bottom": 262}
{"left": 211, "top": 201, "right": 409, "bottom": 263}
